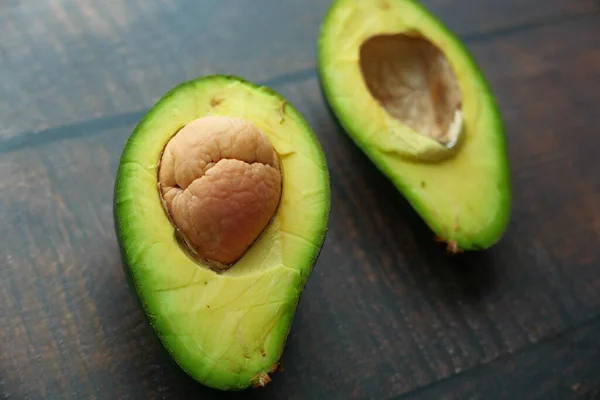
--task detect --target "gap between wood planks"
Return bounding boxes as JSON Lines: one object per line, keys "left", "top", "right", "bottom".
{"left": 1, "top": 9, "right": 598, "bottom": 155}
{"left": 392, "top": 312, "right": 600, "bottom": 400}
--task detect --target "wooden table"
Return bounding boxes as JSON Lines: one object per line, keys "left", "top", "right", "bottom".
{"left": 2, "top": 1, "right": 599, "bottom": 399}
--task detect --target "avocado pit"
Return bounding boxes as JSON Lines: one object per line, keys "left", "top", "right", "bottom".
{"left": 359, "top": 33, "right": 463, "bottom": 148}
{"left": 157, "top": 116, "right": 282, "bottom": 268}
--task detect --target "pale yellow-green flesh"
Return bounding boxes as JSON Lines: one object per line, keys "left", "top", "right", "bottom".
{"left": 114, "top": 76, "right": 329, "bottom": 388}
{"left": 319, "top": 0, "right": 510, "bottom": 248}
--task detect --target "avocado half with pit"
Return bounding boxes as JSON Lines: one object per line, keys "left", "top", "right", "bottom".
{"left": 317, "top": 0, "right": 511, "bottom": 251}
{"left": 113, "top": 75, "right": 330, "bottom": 390}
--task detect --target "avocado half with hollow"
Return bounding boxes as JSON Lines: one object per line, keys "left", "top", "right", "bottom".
{"left": 317, "top": 0, "right": 511, "bottom": 251}
{"left": 113, "top": 75, "right": 330, "bottom": 390}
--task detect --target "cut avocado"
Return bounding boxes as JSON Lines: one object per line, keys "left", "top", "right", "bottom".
{"left": 317, "top": 0, "right": 511, "bottom": 251}
{"left": 113, "top": 75, "right": 330, "bottom": 390}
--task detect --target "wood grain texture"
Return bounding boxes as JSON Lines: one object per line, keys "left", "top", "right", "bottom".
{"left": 1, "top": 0, "right": 600, "bottom": 399}
{"left": 0, "top": 0, "right": 597, "bottom": 136}
{"left": 399, "top": 317, "right": 600, "bottom": 399}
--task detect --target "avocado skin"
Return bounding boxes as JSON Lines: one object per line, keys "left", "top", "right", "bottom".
{"left": 317, "top": 0, "right": 511, "bottom": 251}
{"left": 113, "top": 74, "right": 331, "bottom": 390}
{"left": 113, "top": 208, "right": 188, "bottom": 381}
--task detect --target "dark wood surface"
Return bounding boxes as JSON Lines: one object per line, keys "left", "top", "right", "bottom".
{"left": 2, "top": 0, "right": 600, "bottom": 399}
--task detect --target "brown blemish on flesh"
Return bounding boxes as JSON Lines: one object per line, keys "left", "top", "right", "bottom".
{"left": 279, "top": 100, "right": 287, "bottom": 124}
{"left": 210, "top": 97, "right": 223, "bottom": 107}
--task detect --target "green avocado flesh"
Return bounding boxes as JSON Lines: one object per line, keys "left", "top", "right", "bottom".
{"left": 114, "top": 75, "right": 330, "bottom": 390}
{"left": 318, "top": 0, "right": 511, "bottom": 250}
